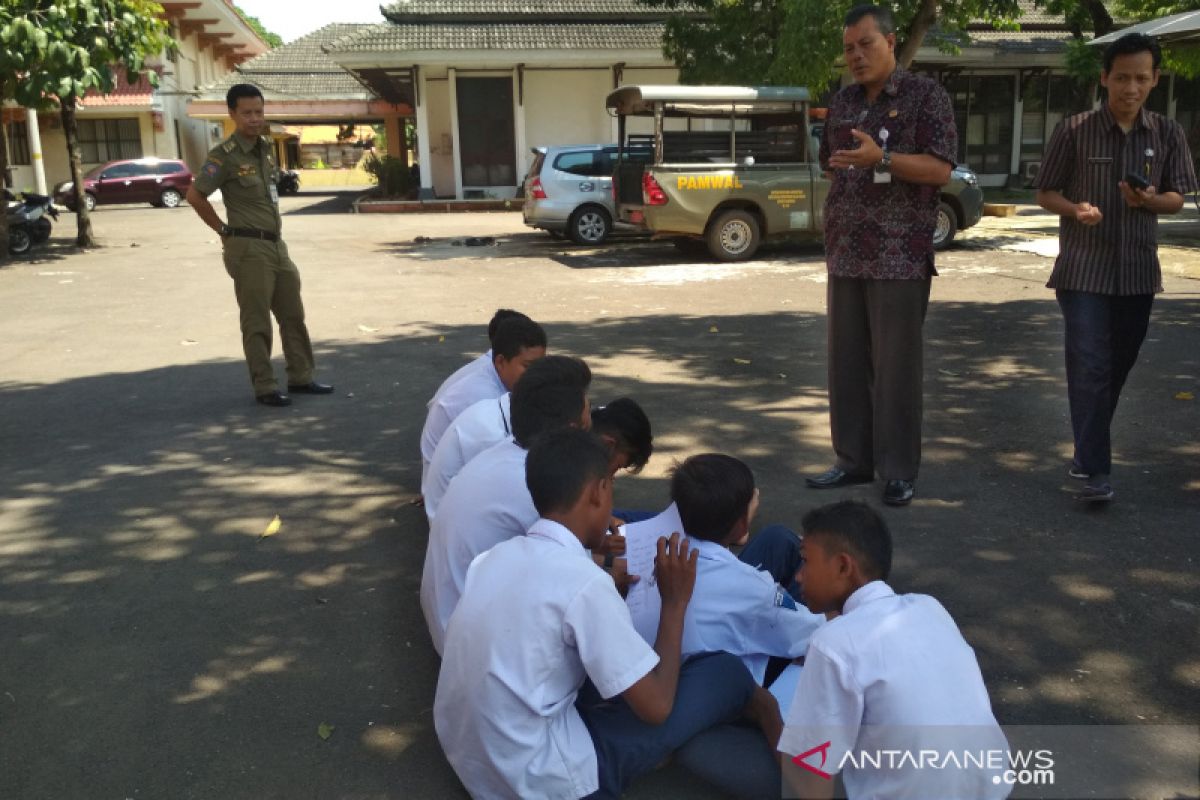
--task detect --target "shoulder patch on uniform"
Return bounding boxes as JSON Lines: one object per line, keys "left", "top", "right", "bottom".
{"left": 203, "top": 161, "right": 220, "bottom": 178}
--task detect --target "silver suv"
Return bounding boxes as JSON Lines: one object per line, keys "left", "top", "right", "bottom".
{"left": 522, "top": 145, "right": 648, "bottom": 245}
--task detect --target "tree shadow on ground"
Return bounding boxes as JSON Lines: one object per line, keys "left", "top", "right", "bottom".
{"left": 1, "top": 301, "right": 1197, "bottom": 798}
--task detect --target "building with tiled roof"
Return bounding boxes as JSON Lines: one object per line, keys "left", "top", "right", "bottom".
{"left": 4, "top": 0, "right": 271, "bottom": 194}
{"left": 159, "top": 0, "right": 1198, "bottom": 198}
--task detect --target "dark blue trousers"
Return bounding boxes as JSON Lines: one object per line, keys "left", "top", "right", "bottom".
{"left": 578, "top": 652, "right": 756, "bottom": 799}
{"left": 1057, "top": 290, "right": 1154, "bottom": 476}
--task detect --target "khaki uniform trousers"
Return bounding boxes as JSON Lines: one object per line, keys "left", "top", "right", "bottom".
{"left": 222, "top": 236, "right": 314, "bottom": 394}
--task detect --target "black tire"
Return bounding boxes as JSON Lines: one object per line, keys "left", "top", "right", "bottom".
{"left": 9, "top": 226, "right": 32, "bottom": 255}
{"left": 706, "top": 209, "right": 761, "bottom": 262}
{"left": 567, "top": 205, "right": 611, "bottom": 245}
{"left": 83, "top": 193, "right": 96, "bottom": 213}
{"left": 31, "top": 218, "right": 52, "bottom": 243}
{"left": 933, "top": 200, "right": 958, "bottom": 250}
{"left": 160, "top": 188, "right": 182, "bottom": 208}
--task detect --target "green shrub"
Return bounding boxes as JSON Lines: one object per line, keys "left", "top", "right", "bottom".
{"left": 362, "top": 153, "right": 414, "bottom": 198}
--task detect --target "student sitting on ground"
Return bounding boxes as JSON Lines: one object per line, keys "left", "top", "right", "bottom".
{"left": 435, "top": 428, "right": 780, "bottom": 799}
{"left": 423, "top": 395, "right": 654, "bottom": 521}
{"left": 420, "top": 355, "right": 592, "bottom": 655}
{"left": 424, "top": 309, "right": 528, "bottom": 411}
{"left": 418, "top": 313, "right": 546, "bottom": 484}
{"left": 779, "top": 500, "right": 1008, "bottom": 800}
{"left": 669, "top": 454, "right": 825, "bottom": 684}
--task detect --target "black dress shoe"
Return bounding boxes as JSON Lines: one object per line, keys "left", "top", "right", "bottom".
{"left": 287, "top": 381, "right": 335, "bottom": 395}
{"left": 805, "top": 467, "right": 875, "bottom": 489}
{"left": 256, "top": 390, "right": 291, "bottom": 407}
{"left": 882, "top": 479, "right": 915, "bottom": 506}
{"left": 1077, "top": 478, "right": 1113, "bottom": 503}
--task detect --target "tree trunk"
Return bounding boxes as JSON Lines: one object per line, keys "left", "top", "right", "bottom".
{"left": 895, "top": 0, "right": 938, "bottom": 69}
{"left": 61, "top": 99, "right": 96, "bottom": 249}
{"left": 0, "top": 112, "right": 10, "bottom": 266}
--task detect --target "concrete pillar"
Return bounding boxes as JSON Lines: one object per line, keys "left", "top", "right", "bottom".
{"left": 1009, "top": 74, "right": 1023, "bottom": 181}
{"left": 415, "top": 68, "right": 434, "bottom": 199}
{"left": 448, "top": 67, "right": 463, "bottom": 199}
{"left": 513, "top": 68, "right": 527, "bottom": 190}
{"left": 26, "top": 108, "right": 47, "bottom": 194}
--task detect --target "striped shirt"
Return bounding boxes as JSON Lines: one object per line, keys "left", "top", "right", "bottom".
{"left": 1037, "top": 105, "right": 1197, "bottom": 295}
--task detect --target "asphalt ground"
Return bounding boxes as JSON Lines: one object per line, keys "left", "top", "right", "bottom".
{"left": 1, "top": 190, "right": 1197, "bottom": 799}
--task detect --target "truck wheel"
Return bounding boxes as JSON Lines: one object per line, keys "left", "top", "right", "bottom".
{"left": 706, "top": 209, "right": 760, "bottom": 261}
{"left": 568, "top": 205, "right": 611, "bottom": 245}
{"left": 933, "top": 200, "right": 958, "bottom": 250}
{"left": 9, "top": 227, "right": 32, "bottom": 255}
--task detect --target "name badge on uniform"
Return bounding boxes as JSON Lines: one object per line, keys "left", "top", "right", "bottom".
{"left": 874, "top": 127, "right": 892, "bottom": 184}
{"left": 269, "top": 183, "right": 279, "bottom": 204}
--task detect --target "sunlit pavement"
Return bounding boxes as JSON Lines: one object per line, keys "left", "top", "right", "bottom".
{"left": 1, "top": 194, "right": 1197, "bottom": 798}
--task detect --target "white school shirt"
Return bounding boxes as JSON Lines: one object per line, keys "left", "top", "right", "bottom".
{"left": 778, "top": 581, "right": 1008, "bottom": 800}
{"left": 420, "top": 438, "right": 537, "bottom": 655}
{"left": 419, "top": 351, "right": 505, "bottom": 480}
{"left": 435, "top": 518, "right": 659, "bottom": 800}
{"left": 422, "top": 393, "right": 512, "bottom": 521}
{"left": 683, "top": 538, "right": 824, "bottom": 684}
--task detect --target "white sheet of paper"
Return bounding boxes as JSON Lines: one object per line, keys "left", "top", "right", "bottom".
{"left": 769, "top": 662, "right": 804, "bottom": 718}
{"left": 623, "top": 503, "right": 684, "bottom": 644}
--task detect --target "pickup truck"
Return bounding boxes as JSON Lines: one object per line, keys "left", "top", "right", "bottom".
{"left": 606, "top": 85, "right": 982, "bottom": 260}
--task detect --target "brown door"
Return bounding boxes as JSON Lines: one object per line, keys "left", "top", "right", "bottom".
{"left": 456, "top": 77, "right": 516, "bottom": 187}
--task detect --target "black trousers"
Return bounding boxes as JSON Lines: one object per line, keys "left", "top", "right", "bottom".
{"left": 1056, "top": 290, "right": 1154, "bottom": 476}
{"left": 827, "top": 275, "right": 932, "bottom": 481}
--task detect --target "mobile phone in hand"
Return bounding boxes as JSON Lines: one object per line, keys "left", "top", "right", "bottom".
{"left": 1124, "top": 172, "right": 1151, "bottom": 191}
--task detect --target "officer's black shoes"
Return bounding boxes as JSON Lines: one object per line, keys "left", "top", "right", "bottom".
{"left": 882, "top": 480, "right": 916, "bottom": 506}
{"left": 805, "top": 467, "right": 875, "bottom": 489}
{"left": 1076, "top": 476, "right": 1113, "bottom": 504}
{"left": 256, "top": 390, "right": 292, "bottom": 407}
{"left": 287, "top": 381, "right": 335, "bottom": 395}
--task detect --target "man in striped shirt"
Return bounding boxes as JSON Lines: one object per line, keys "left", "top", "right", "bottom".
{"left": 1036, "top": 32, "right": 1197, "bottom": 503}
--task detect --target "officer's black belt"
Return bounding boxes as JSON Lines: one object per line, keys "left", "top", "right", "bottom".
{"left": 228, "top": 227, "right": 279, "bottom": 242}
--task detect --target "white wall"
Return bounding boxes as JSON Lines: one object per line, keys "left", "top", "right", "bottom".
{"left": 425, "top": 78, "right": 456, "bottom": 198}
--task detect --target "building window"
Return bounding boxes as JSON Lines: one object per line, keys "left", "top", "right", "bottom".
{"left": 78, "top": 118, "right": 142, "bottom": 164}
{"left": 3, "top": 120, "right": 31, "bottom": 165}
{"left": 948, "top": 75, "right": 1015, "bottom": 174}
{"left": 1020, "top": 74, "right": 1076, "bottom": 179}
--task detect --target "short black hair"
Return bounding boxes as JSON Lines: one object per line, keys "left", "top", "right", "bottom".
{"left": 1103, "top": 32, "right": 1162, "bottom": 73}
{"left": 491, "top": 317, "right": 547, "bottom": 361}
{"left": 487, "top": 309, "right": 531, "bottom": 346}
{"left": 844, "top": 4, "right": 895, "bottom": 35}
{"left": 591, "top": 398, "right": 653, "bottom": 473}
{"left": 226, "top": 83, "right": 265, "bottom": 110}
{"left": 669, "top": 454, "right": 755, "bottom": 543}
{"left": 525, "top": 428, "right": 612, "bottom": 516}
{"left": 801, "top": 500, "right": 892, "bottom": 581}
{"left": 510, "top": 355, "right": 592, "bottom": 448}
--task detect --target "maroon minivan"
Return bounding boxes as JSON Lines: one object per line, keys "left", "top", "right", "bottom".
{"left": 53, "top": 158, "right": 194, "bottom": 212}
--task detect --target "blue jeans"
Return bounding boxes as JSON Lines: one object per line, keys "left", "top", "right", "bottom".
{"left": 1057, "top": 290, "right": 1154, "bottom": 476}
{"left": 578, "top": 652, "right": 756, "bottom": 799}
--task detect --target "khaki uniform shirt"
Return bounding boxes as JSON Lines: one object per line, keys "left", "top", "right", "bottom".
{"left": 193, "top": 133, "right": 281, "bottom": 234}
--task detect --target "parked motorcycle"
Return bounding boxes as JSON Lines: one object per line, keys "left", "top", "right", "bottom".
{"left": 276, "top": 169, "right": 301, "bottom": 195}
{"left": 6, "top": 190, "right": 59, "bottom": 255}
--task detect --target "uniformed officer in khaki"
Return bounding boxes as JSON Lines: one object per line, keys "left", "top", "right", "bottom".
{"left": 186, "top": 83, "right": 333, "bottom": 407}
